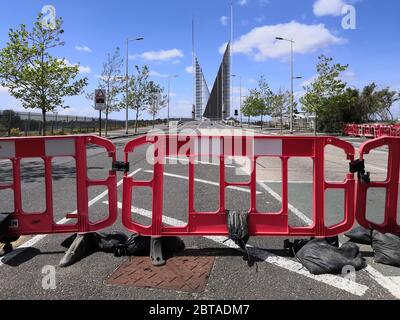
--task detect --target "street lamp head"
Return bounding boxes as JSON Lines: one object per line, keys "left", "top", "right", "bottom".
{"left": 275, "top": 37, "right": 285, "bottom": 41}
{"left": 136, "top": 37, "right": 144, "bottom": 41}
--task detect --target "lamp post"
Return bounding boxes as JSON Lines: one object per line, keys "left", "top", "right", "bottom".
{"left": 232, "top": 74, "right": 243, "bottom": 127}
{"left": 276, "top": 37, "right": 298, "bottom": 134}
{"left": 125, "top": 37, "right": 144, "bottom": 135}
{"left": 167, "top": 75, "right": 179, "bottom": 127}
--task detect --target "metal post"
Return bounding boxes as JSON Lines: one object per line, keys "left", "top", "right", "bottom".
{"left": 167, "top": 77, "right": 171, "bottom": 127}
{"left": 125, "top": 39, "right": 129, "bottom": 135}
{"left": 290, "top": 40, "right": 294, "bottom": 135}
{"left": 99, "top": 110, "right": 102, "bottom": 137}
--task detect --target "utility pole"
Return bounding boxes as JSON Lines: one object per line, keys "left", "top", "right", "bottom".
{"left": 125, "top": 37, "right": 144, "bottom": 135}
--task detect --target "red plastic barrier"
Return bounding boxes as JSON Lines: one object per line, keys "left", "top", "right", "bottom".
{"left": 344, "top": 124, "right": 400, "bottom": 139}
{"left": 0, "top": 136, "right": 118, "bottom": 236}
{"left": 122, "top": 135, "right": 356, "bottom": 238}
{"left": 356, "top": 137, "right": 400, "bottom": 234}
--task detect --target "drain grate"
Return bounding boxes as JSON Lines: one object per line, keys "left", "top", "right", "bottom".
{"left": 106, "top": 255, "right": 215, "bottom": 293}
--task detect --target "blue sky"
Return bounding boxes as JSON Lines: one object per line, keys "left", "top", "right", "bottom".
{"left": 0, "top": 0, "right": 399, "bottom": 120}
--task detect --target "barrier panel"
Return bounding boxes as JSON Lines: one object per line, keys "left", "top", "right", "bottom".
{"left": 122, "top": 135, "right": 356, "bottom": 238}
{"left": 0, "top": 136, "right": 118, "bottom": 236}
{"left": 356, "top": 137, "right": 400, "bottom": 234}
{"left": 344, "top": 123, "right": 400, "bottom": 139}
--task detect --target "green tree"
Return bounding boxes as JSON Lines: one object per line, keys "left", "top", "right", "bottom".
{"left": 0, "top": 13, "right": 88, "bottom": 136}
{"left": 271, "top": 89, "right": 290, "bottom": 134}
{"left": 146, "top": 81, "right": 167, "bottom": 128}
{"left": 300, "top": 55, "right": 348, "bottom": 134}
{"left": 242, "top": 89, "right": 265, "bottom": 129}
{"left": 87, "top": 47, "right": 123, "bottom": 136}
{"left": 258, "top": 76, "right": 273, "bottom": 130}
{"left": 121, "top": 65, "right": 151, "bottom": 134}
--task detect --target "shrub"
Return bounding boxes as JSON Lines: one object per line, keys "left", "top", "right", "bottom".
{"left": 10, "top": 128, "right": 20, "bottom": 137}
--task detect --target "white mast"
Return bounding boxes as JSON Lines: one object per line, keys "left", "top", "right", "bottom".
{"left": 230, "top": 2, "right": 234, "bottom": 119}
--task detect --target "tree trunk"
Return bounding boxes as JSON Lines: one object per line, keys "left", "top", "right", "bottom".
{"left": 314, "top": 113, "right": 318, "bottom": 136}
{"left": 280, "top": 113, "right": 283, "bottom": 135}
{"left": 135, "top": 108, "right": 139, "bottom": 134}
{"left": 105, "top": 108, "right": 109, "bottom": 137}
{"left": 153, "top": 114, "right": 155, "bottom": 129}
{"left": 42, "top": 109, "right": 47, "bottom": 136}
{"left": 261, "top": 115, "right": 264, "bottom": 132}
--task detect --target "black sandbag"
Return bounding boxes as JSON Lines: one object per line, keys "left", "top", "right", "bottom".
{"left": 0, "top": 213, "right": 10, "bottom": 241}
{"left": 161, "top": 237, "right": 186, "bottom": 257}
{"left": 345, "top": 226, "right": 372, "bottom": 245}
{"left": 226, "top": 210, "right": 249, "bottom": 249}
{"left": 284, "top": 236, "right": 339, "bottom": 258}
{"left": 95, "top": 232, "right": 128, "bottom": 253}
{"left": 372, "top": 231, "right": 400, "bottom": 268}
{"left": 113, "top": 235, "right": 186, "bottom": 258}
{"left": 114, "top": 234, "right": 151, "bottom": 257}
{"left": 61, "top": 234, "right": 77, "bottom": 249}
{"left": 296, "top": 239, "right": 366, "bottom": 275}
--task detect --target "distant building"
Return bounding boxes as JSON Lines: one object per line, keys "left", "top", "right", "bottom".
{"left": 196, "top": 43, "right": 231, "bottom": 121}
{"left": 194, "top": 57, "right": 210, "bottom": 121}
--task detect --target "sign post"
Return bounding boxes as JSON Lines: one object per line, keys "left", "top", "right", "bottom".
{"left": 95, "top": 89, "right": 106, "bottom": 137}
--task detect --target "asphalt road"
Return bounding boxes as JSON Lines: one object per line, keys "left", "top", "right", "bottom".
{"left": 0, "top": 121, "right": 400, "bottom": 300}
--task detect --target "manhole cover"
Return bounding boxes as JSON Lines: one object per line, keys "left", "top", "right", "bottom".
{"left": 106, "top": 255, "right": 215, "bottom": 293}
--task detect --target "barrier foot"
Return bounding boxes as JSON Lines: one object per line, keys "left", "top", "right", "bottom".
{"left": 2, "top": 242, "right": 13, "bottom": 255}
{"left": 150, "top": 237, "right": 166, "bottom": 267}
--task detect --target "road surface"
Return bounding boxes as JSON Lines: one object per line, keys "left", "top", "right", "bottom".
{"left": 0, "top": 122, "right": 399, "bottom": 300}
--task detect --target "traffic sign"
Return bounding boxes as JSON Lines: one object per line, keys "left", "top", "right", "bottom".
{"left": 95, "top": 89, "right": 106, "bottom": 111}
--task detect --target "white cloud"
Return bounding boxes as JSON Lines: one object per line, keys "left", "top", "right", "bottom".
{"left": 132, "top": 49, "right": 184, "bottom": 62}
{"left": 220, "top": 16, "right": 229, "bottom": 26}
{"left": 75, "top": 45, "right": 92, "bottom": 53}
{"left": 185, "top": 66, "right": 194, "bottom": 74}
{"left": 301, "top": 75, "right": 318, "bottom": 88}
{"left": 221, "top": 21, "right": 345, "bottom": 62}
{"left": 313, "top": 0, "right": 347, "bottom": 17}
{"left": 0, "top": 85, "right": 9, "bottom": 93}
{"left": 62, "top": 59, "right": 91, "bottom": 74}
{"left": 341, "top": 70, "right": 356, "bottom": 81}
{"left": 238, "top": 0, "right": 248, "bottom": 6}
{"left": 301, "top": 70, "right": 355, "bottom": 88}
{"left": 149, "top": 70, "right": 168, "bottom": 78}
{"left": 78, "top": 65, "right": 91, "bottom": 74}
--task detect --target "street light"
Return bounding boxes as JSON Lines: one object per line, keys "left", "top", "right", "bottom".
{"left": 125, "top": 36, "right": 144, "bottom": 135}
{"left": 275, "top": 37, "right": 297, "bottom": 134}
{"left": 167, "top": 74, "right": 179, "bottom": 127}
{"left": 232, "top": 74, "right": 243, "bottom": 127}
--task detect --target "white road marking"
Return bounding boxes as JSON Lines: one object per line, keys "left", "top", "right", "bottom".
{"left": 144, "top": 170, "right": 261, "bottom": 195}
{"left": 0, "top": 168, "right": 143, "bottom": 267}
{"left": 165, "top": 156, "right": 236, "bottom": 168}
{"left": 237, "top": 161, "right": 400, "bottom": 299}
{"left": 257, "top": 181, "right": 313, "bottom": 226}
{"left": 260, "top": 181, "right": 313, "bottom": 184}
{"left": 365, "top": 164, "right": 388, "bottom": 172}
{"left": 107, "top": 201, "right": 368, "bottom": 297}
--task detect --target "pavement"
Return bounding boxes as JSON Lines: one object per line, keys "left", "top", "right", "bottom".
{"left": 0, "top": 121, "right": 400, "bottom": 300}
